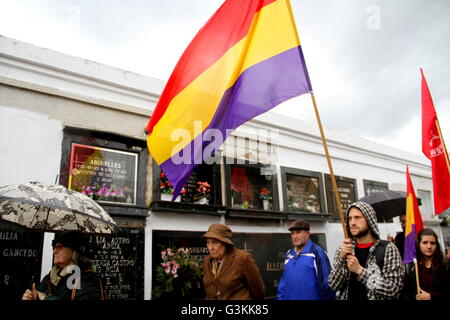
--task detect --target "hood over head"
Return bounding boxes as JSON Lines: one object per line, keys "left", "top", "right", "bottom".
{"left": 345, "top": 201, "right": 380, "bottom": 240}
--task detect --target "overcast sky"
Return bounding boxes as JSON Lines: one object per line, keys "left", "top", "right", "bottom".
{"left": 1, "top": 0, "right": 449, "bottom": 158}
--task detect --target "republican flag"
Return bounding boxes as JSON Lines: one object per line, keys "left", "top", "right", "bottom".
{"left": 404, "top": 165, "right": 424, "bottom": 264}
{"left": 421, "top": 68, "right": 450, "bottom": 215}
{"left": 146, "top": 0, "right": 312, "bottom": 198}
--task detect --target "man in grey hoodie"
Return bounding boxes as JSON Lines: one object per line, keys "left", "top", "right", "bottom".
{"left": 328, "top": 201, "right": 404, "bottom": 300}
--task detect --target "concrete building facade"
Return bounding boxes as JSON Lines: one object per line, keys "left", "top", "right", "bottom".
{"left": 0, "top": 36, "right": 445, "bottom": 300}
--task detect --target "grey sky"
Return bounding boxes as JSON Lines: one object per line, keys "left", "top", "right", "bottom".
{"left": 1, "top": 0, "right": 449, "bottom": 157}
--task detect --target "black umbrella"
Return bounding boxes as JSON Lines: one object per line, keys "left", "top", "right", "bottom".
{"left": 359, "top": 189, "right": 421, "bottom": 222}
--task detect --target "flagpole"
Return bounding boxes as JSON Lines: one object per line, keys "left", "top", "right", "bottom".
{"left": 287, "top": 0, "right": 347, "bottom": 238}
{"left": 310, "top": 92, "right": 348, "bottom": 238}
{"left": 414, "top": 258, "right": 420, "bottom": 295}
{"left": 435, "top": 119, "right": 450, "bottom": 174}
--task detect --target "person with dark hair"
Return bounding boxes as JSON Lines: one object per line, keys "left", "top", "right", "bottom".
{"left": 22, "top": 230, "right": 103, "bottom": 300}
{"left": 401, "top": 228, "right": 449, "bottom": 300}
{"left": 328, "top": 201, "right": 404, "bottom": 300}
{"left": 202, "top": 223, "right": 265, "bottom": 300}
{"left": 394, "top": 213, "right": 406, "bottom": 260}
{"left": 277, "top": 220, "right": 335, "bottom": 300}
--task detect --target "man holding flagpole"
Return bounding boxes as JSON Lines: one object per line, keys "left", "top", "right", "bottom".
{"left": 328, "top": 202, "right": 404, "bottom": 300}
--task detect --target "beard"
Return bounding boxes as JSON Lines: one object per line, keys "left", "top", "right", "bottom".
{"left": 352, "top": 226, "right": 370, "bottom": 239}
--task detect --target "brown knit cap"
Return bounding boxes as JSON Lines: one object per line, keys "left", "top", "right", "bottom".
{"left": 202, "top": 223, "right": 234, "bottom": 245}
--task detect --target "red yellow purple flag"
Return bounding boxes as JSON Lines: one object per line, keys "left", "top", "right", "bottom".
{"left": 145, "top": 0, "right": 312, "bottom": 198}
{"left": 421, "top": 68, "right": 450, "bottom": 215}
{"left": 404, "top": 165, "right": 424, "bottom": 264}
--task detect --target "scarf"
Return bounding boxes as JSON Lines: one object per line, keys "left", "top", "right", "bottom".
{"left": 211, "top": 257, "right": 225, "bottom": 278}
{"left": 49, "top": 264, "right": 78, "bottom": 287}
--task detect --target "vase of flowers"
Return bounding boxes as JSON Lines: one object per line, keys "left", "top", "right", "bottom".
{"left": 160, "top": 172, "right": 186, "bottom": 202}
{"left": 194, "top": 181, "right": 211, "bottom": 205}
{"left": 258, "top": 187, "right": 272, "bottom": 210}
{"left": 152, "top": 247, "right": 203, "bottom": 299}
{"left": 160, "top": 172, "right": 174, "bottom": 195}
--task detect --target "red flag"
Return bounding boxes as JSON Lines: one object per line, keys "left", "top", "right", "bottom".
{"left": 421, "top": 68, "right": 450, "bottom": 215}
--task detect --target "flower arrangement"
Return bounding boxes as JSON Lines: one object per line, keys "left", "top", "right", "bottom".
{"left": 160, "top": 172, "right": 174, "bottom": 194}
{"left": 152, "top": 247, "right": 203, "bottom": 299}
{"left": 79, "top": 184, "right": 132, "bottom": 202}
{"left": 258, "top": 187, "right": 272, "bottom": 201}
{"left": 194, "top": 181, "right": 211, "bottom": 201}
{"left": 160, "top": 172, "right": 188, "bottom": 200}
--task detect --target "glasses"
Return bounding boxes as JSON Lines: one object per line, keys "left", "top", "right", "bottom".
{"left": 52, "top": 241, "right": 64, "bottom": 251}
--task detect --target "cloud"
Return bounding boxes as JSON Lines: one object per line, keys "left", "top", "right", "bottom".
{"left": 279, "top": 0, "right": 450, "bottom": 155}
{"left": 1, "top": 0, "right": 449, "bottom": 156}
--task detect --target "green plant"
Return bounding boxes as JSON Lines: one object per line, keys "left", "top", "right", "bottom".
{"left": 152, "top": 247, "right": 203, "bottom": 299}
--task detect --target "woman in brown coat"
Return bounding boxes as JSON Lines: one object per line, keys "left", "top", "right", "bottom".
{"left": 202, "top": 223, "right": 265, "bottom": 300}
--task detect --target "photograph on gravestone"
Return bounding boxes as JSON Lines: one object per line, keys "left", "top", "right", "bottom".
{"left": 286, "top": 174, "right": 321, "bottom": 213}
{"left": 363, "top": 180, "right": 388, "bottom": 197}
{"left": 87, "top": 227, "right": 144, "bottom": 300}
{"left": 0, "top": 221, "right": 43, "bottom": 301}
{"left": 183, "top": 171, "right": 197, "bottom": 202}
{"left": 230, "top": 165, "right": 274, "bottom": 210}
{"left": 68, "top": 143, "right": 138, "bottom": 206}
{"left": 325, "top": 174, "right": 357, "bottom": 219}
{"left": 152, "top": 230, "right": 328, "bottom": 300}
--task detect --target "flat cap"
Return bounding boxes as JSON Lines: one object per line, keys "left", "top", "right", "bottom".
{"left": 288, "top": 220, "right": 310, "bottom": 231}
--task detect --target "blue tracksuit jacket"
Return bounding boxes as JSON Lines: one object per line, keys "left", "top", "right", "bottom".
{"left": 277, "top": 239, "right": 335, "bottom": 300}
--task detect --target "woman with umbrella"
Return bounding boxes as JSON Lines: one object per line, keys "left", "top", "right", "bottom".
{"left": 22, "top": 230, "right": 104, "bottom": 300}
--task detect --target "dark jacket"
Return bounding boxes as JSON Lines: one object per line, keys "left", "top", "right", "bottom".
{"left": 394, "top": 232, "right": 405, "bottom": 259}
{"left": 203, "top": 247, "right": 265, "bottom": 300}
{"left": 37, "top": 269, "right": 102, "bottom": 300}
{"left": 401, "top": 262, "right": 449, "bottom": 300}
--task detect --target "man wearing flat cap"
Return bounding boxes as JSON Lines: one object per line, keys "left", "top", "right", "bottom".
{"left": 202, "top": 223, "right": 265, "bottom": 300}
{"left": 277, "top": 220, "right": 335, "bottom": 300}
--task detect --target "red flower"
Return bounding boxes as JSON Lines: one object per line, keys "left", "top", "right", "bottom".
{"left": 258, "top": 188, "right": 272, "bottom": 200}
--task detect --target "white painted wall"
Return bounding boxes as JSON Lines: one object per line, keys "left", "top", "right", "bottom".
{"left": 0, "top": 106, "right": 63, "bottom": 281}
{"left": 0, "top": 35, "right": 163, "bottom": 112}
{"left": 0, "top": 106, "right": 63, "bottom": 185}
{"left": 41, "top": 232, "right": 55, "bottom": 281}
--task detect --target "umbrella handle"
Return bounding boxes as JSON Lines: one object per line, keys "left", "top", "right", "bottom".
{"left": 30, "top": 207, "right": 51, "bottom": 288}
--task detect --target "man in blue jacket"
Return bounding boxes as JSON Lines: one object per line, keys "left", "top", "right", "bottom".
{"left": 277, "top": 220, "right": 335, "bottom": 300}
